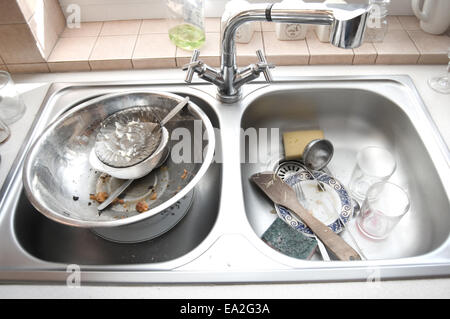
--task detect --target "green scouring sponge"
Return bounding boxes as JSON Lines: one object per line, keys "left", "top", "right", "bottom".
{"left": 262, "top": 218, "right": 318, "bottom": 260}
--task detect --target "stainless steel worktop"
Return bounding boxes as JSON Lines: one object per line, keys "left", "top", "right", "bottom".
{"left": 1, "top": 65, "right": 449, "bottom": 297}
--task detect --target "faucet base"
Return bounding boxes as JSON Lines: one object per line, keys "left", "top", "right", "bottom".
{"left": 217, "top": 90, "right": 242, "bottom": 104}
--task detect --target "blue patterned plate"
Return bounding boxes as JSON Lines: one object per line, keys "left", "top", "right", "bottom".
{"left": 275, "top": 168, "right": 353, "bottom": 237}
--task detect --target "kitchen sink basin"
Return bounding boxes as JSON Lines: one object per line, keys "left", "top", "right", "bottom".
{"left": 13, "top": 92, "right": 221, "bottom": 266}
{"left": 0, "top": 76, "right": 449, "bottom": 284}
{"left": 241, "top": 86, "right": 449, "bottom": 261}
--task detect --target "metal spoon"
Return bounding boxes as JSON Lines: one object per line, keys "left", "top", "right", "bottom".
{"left": 302, "top": 139, "right": 334, "bottom": 172}
{"left": 96, "top": 96, "right": 189, "bottom": 211}
{"left": 302, "top": 138, "right": 367, "bottom": 260}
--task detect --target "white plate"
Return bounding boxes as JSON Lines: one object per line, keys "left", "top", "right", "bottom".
{"left": 275, "top": 169, "right": 353, "bottom": 237}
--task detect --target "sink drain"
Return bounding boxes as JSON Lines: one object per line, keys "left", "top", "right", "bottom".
{"left": 275, "top": 160, "right": 305, "bottom": 181}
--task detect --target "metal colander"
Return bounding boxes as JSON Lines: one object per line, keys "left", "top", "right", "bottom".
{"left": 22, "top": 91, "right": 215, "bottom": 228}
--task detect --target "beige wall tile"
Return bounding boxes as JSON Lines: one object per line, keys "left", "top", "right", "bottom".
{"left": 140, "top": 19, "right": 169, "bottom": 34}
{"left": 176, "top": 33, "right": 220, "bottom": 67}
{"left": 353, "top": 42, "right": 377, "bottom": 64}
{"left": 236, "top": 31, "right": 264, "bottom": 65}
{"left": 100, "top": 20, "right": 142, "bottom": 36}
{"left": 306, "top": 31, "right": 353, "bottom": 65}
{"left": 17, "top": 0, "right": 38, "bottom": 22}
{"left": 29, "top": 11, "right": 58, "bottom": 60}
{"left": 261, "top": 21, "right": 275, "bottom": 32}
{"left": 0, "top": 54, "right": 4, "bottom": 64}
{"left": 398, "top": 16, "right": 421, "bottom": 31}
{"left": 89, "top": 35, "right": 137, "bottom": 70}
{"left": 133, "top": 34, "right": 176, "bottom": 69}
{"left": 263, "top": 31, "right": 309, "bottom": 65}
{"left": 45, "top": 0, "right": 66, "bottom": 36}
{"left": 0, "top": 65, "right": 8, "bottom": 71}
{"left": 205, "top": 18, "right": 221, "bottom": 33}
{"left": 417, "top": 53, "right": 449, "bottom": 64}
{"left": 61, "top": 22, "right": 103, "bottom": 38}
{"left": 373, "top": 29, "right": 419, "bottom": 64}
{"left": 27, "top": 0, "right": 66, "bottom": 60}
{"left": 407, "top": 30, "right": 450, "bottom": 64}
{"left": 0, "top": 0, "right": 26, "bottom": 24}
{"left": 48, "top": 61, "right": 91, "bottom": 72}
{"left": 387, "top": 16, "right": 403, "bottom": 30}
{"left": 89, "top": 59, "right": 133, "bottom": 71}
{"left": 48, "top": 37, "right": 97, "bottom": 62}
{"left": 7, "top": 63, "right": 49, "bottom": 73}
{"left": 90, "top": 35, "right": 137, "bottom": 60}
{"left": 0, "top": 23, "right": 45, "bottom": 63}
{"left": 133, "top": 58, "right": 175, "bottom": 69}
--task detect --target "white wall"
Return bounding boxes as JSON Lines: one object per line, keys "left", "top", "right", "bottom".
{"left": 58, "top": 0, "right": 414, "bottom": 22}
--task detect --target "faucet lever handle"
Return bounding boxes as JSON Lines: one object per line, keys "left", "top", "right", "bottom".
{"left": 256, "top": 49, "right": 274, "bottom": 82}
{"left": 183, "top": 49, "right": 201, "bottom": 83}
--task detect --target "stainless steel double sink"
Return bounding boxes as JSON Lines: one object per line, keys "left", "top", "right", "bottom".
{"left": 0, "top": 75, "right": 449, "bottom": 284}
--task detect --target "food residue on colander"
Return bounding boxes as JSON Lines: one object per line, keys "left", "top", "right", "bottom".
{"left": 136, "top": 201, "right": 149, "bottom": 213}
{"left": 150, "top": 191, "right": 157, "bottom": 201}
{"left": 112, "top": 198, "right": 125, "bottom": 205}
{"left": 181, "top": 169, "right": 188, "bottom": 180}
{"left": 89, "top": 192, "right": 124, "bottom": 205}
{"left": 90, "top": 192, "right": 108, "bottom": 203}
{"left": 99, "top": 174, "right": 110, "bottom": 183}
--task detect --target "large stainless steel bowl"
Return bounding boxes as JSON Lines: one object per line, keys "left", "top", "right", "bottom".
{"left": 22, "top": 91, "right": 215, "bottom": 228}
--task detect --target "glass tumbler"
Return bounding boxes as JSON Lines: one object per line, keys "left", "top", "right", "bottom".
{"left": 428, "top": 49, "right": 450, "bottom": 94}
{"left": 0, "top": 71, "right": 25, "bottom": 125}
{"left": 357, "top": 182, "right": 410, "bottom": 240}
{"left": 348, "top": 146, "right": 396, "bottom": 201}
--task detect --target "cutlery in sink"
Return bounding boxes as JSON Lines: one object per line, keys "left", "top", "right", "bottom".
{"left": 251, "top": 172, "right": 361, "bottom": 261}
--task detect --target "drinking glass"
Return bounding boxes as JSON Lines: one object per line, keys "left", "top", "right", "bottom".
{"left": 428, "top": 49, "right": 450, "bottom": 94}
{"left": 348, "top": 146, "right": 396, "bottom": 201}
{"left": 0, "top": 117, "right": 10, "bottom": 143}
{"left": 0, "top": 71, "right": 25, "bottom": 125}
{"left": 357, "top": 182, "right": 410, "bottom": 240}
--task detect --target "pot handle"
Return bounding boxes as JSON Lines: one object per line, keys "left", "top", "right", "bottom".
{"left": 412, "top": 0, "right": 430, "bottom": 22}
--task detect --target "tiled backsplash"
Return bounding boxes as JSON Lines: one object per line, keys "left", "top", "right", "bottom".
{"left": 0, "top": 0, "right": 65, "bottom": 72}
{"left": 0, "top": 1, "right": 448, "bottom": 73}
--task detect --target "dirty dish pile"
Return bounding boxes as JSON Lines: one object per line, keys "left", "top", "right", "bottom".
{"left": 23, "top": 91, "right": 215, "bottom": 237}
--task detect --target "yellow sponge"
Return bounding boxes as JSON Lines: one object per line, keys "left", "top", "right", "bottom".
{"left": 282, "top": 129, "right": 324, "bottom": 160}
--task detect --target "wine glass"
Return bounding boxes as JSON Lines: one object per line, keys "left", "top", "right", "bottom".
{"left": 428, "top": 49, "right": 450, "bottom": 94}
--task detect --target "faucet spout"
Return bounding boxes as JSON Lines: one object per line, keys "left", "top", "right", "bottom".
{"left": 327, "top": 3, "right": 371, "bottom": 48}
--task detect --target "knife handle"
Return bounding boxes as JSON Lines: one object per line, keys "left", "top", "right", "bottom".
{"left": 288, "top": 202, "right": 361, "bottom": 261}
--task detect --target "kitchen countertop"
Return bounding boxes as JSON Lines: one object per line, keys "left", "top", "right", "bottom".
{"left": 0, "top": 65, "right": 449, "bottom": 298}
